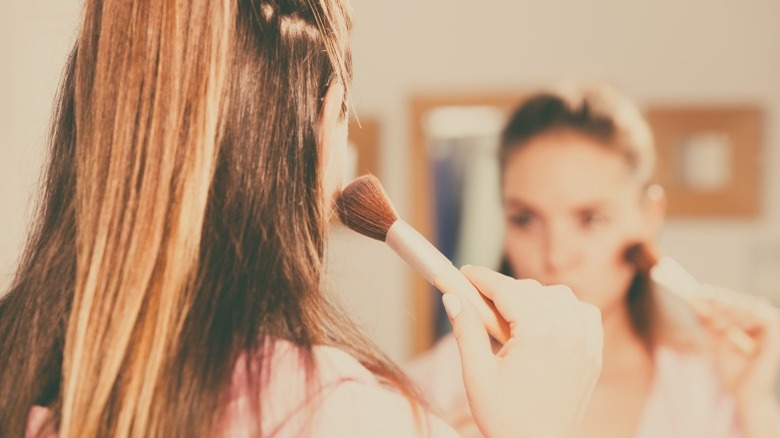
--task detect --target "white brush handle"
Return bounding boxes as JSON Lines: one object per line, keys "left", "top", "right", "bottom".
{"left": 386, "top": 220, "right": 510, "bottom": 344}
{"left": 651, "top": 256, "right": 757, "bottom": 356}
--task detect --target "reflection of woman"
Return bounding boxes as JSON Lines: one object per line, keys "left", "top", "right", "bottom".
{"left": 0, "top": 1, "right": 604, "bottom": 437}
{"left": 408, "top": 84, "right": 780, "bottom": 437}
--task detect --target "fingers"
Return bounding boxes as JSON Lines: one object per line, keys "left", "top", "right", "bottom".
{"left": 450, "top": 267, "right": 604, "bottom": 438}
{"left": 691, "top": 287, "right": 778, "bottom": 356}
{"left": 461, "top": 265, "right": 566, "bottom": 325}
{"left": 460, "top": 265, "right": 596, "bottom": 331}
{"left": 443, "top": 294, "right": 495, "bottom": 385}
{"left": 694, "top": 288, "right": 777, "bottom": 332}
{"left": 459, "top": 265, "right": 603, "bottom": 369}
{"left": 460, "top": 265, "right": 527, "bottom": 305}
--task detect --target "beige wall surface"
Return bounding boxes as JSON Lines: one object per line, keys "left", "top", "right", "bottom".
{"left": 3, "top": 1, "right": 780, "bottom": 362}
{"left": 1, "top": 2, "right": 81, "bottom": 292}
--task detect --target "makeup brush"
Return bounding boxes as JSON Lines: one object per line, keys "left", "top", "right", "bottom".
{"left": 337, "top": 175, "right": 510, "bottom": 344}
{"left": 625, "top": 242, "right": 757, "bottom": 356}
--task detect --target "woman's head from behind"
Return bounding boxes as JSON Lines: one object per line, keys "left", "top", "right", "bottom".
{"left": 1, "top": 0, "right": 368, "bottom": 436}
{"left": 499, "top": 84, "right": 664, "bottom": 336}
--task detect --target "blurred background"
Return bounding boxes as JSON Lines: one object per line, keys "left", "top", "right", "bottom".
{"left": 2, "top": 0, "right": 780, "bottom": 363}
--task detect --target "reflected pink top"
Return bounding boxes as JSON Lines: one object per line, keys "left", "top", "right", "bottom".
{"left": 27, "top": 339, "right": 456, "bottom": 437}
{"left": 406, "top": 334, "right": 744, "bottom": 438}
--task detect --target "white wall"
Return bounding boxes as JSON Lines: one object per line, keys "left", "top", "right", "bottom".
{"left": 0, "top": 2, "right": 81, "bottom": 289}
{"left": 2, "top": 0, "right": 779, "bottom": 362}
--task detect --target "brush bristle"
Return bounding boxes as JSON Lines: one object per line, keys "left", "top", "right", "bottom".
{"left": 336, "top": 175, "right": 399, "bottom": 241}
{"left": 624, "top": 241, "right": 659, "bottom": 273}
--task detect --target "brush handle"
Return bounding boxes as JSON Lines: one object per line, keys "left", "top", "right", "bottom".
{"left": 386, "top": 220, "right": 511, "bottom": 344}
{"left": 651, "top": 256, "right": 758, "bottom": 357}
{"left": 433, "top": 266, "right": 511, "bottom": 344}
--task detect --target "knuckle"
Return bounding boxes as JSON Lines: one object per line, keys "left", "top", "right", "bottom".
{"left": 514, "top": 278, "right": 543, "bottom": 289}
{"left": 583, "top": 303, "right": 602, "bottom": 321}
{"left": 549, "top": 284, "right": 576, "bottom": 301}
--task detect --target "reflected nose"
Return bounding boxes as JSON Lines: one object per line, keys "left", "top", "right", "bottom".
{"left": 543, "top": 223, "right": 577, "bottom": 274}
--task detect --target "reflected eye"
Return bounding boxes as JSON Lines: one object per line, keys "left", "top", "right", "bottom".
{"left": 508, "top": 212, "right": 536, "bottom": 229}
{"left": 580, "top": 211, "right": 607, "bottom": 229}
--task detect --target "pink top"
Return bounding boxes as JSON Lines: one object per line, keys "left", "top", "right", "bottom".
{"left": 26, "top": 339, "right": 456, "bottom": 437}
{"left": 406, "top": 333, "right": 744, "bottom": 438}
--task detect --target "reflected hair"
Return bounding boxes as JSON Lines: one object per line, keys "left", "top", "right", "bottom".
{"left": 500, "top": 83, "right": 655, "bottom": 184}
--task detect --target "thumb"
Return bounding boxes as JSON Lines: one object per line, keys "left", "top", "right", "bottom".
{"left": 443, "top": 294, "right": 495, "bottom": 384}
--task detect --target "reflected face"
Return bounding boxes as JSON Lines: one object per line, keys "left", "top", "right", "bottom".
{"left": 502, "top": 131, "right": 646, "bottom": 313}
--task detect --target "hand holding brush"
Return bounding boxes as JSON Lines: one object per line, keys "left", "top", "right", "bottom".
{"left": 336, "top": 174, "right": 511, "bottom": 344}
{"left": 625, "top": 242, "right": 758, "bottom": 356}
{"left": 337, "top": 175, "right": 605, "bottom": 437}
{"left": 625, "top": 243, "right": 780, "bottom": 437}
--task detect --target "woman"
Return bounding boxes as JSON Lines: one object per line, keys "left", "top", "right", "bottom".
{"left": 0, "top": 1, "right": 603, "bottom": 436}
{"left": 408, "top": 84, "right": 780, "bottom": 437}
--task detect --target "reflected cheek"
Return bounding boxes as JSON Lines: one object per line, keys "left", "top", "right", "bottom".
{"left": 503, "top": 232, "right": 543, "bottom": 276}
{"left": 567, "top": 245, "right": 637, "bottom": 308}
{"left": 581, "top": 241, "right": 619, "bottom": 265}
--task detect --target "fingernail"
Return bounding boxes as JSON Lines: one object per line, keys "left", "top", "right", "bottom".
{"left": 442, "top": 294, "right": 462, "bottom": 319}
{"left": 460, "top": 265, "right": 475, "bottom": 275}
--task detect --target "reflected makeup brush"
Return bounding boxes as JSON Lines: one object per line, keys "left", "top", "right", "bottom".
{"left": 624, "top": 242, "right": 757, "bottom": 356}
{"left": 336, "top": 175, "right": 510, "bottom": 344}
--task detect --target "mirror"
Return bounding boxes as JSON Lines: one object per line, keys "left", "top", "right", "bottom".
{"left": 408, "top": 92, "right": 772, "bottom": 356}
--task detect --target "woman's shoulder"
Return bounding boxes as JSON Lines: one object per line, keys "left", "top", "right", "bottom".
{"left": 222, "top": 338, "right": 377, "bottom": 431}
{"left": 654, "top": 345, "right": 723, "bottom": 391}
{"left": 638, "top": 345, "right": 741, "bottom": 438}
{"left": 404, "top": 333, "right": 467, "bottom": 413}
{"left": 269, "top": 338, "right": 380, "bottom": 387}
{"left": 652, "top": 344, "right": 734, "bottom": 407}
{"left": 227, "top": 338, "right": 379, "bottom": 398}
{"left": 222, "top": 338, "right": 456, "bottom": 437}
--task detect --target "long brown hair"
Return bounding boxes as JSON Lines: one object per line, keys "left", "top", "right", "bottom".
{"left": 497, "top": 84, "right": 661, "bottom": 348}
{"left": 0, "top": 0, "right": 415, "bottom": 436}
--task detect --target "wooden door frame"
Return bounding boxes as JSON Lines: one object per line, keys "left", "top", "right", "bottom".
{"left": 407, "top": 91, "right": 528, "bottom": 355}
